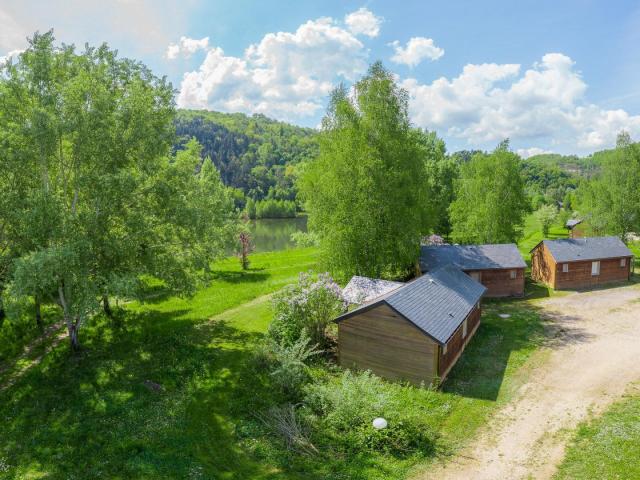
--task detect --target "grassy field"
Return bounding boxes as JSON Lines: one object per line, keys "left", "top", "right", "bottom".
{"left": 0, "top": 243, "right": 552, "bottom": 480}
{"left": 1, "top": 214, "right": 636, "bottom": 479}
{"left": 554, "top": 389, "right": 640, "bottom": 479}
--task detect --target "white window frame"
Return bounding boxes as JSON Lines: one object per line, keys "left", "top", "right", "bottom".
{"left": 510, "top": 270, "right": 517, "bottom": 279}
{"left": 442, "top": 344, "right": 448, "bottom": 355}
{"left": 462, "top": 319, "right": 468, "bottom": 338}
{"left": 469, "top": 271, "right": 481, "bottom": 282}
{"left": 621, "top": 258, "right": 627, "bottom": 268}
{"left": 591, "top": 261, "right": 600, "bottom": 276}
{"left": 562, "top": 263, "right": 569, "bottom": 273}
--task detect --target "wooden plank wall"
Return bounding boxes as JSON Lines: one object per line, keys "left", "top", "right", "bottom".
{"left": 554, "top": 257, "right": 632, "bottom": 289}
{"left": 438, "top": 305, "right": 481, "bottom": 379}
{"left": 338, "top": 304, "right": 438, "bottom": 385}
{"left": 467, "top": 268, "right": 525, "bottom": 297}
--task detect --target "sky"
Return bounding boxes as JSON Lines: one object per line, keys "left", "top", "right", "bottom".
{"left": 2, "top": 0, "right": 640, "bottom": 156}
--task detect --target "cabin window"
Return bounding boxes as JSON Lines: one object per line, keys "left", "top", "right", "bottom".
{"left": 462, "top": 319, "right": 468, "bottom": 338}
{"left": 562, "top": 263, "right": 569, "bottom": 273}
{"left": 621, "top": 258, "right": 627, "bottom": 268}
{"left": 591, "top": 261, "right": 600, "bottom": 276}
{"left": 510, "top": 270, "right": 517, "bottom": 279}
{"left": 442, "top": 344, "right": 448, "bottom": 355}
{"left": 469, "top": 271, "right": 481, "bottom": 282}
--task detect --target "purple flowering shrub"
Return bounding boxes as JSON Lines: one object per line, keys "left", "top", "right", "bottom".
{"left": 269, "top": 271, "right": 347, "bottom": 348}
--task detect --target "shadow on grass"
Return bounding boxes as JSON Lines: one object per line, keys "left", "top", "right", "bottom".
{"left": 0, "top": 304, "right": 287, "bottom": 479}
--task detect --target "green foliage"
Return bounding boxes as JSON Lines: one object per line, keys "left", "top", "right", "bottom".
{"left": 576, "top": 133, "right": 640, "bottom": 240}
{"left": 303, "top": 370, "right": 438, "bottom": 456}
{"left": 269, "top": 272, "right": 345, "bottom": 348}
{"left": 268, "top": 334, "right": 322, "bottom": 397}
{"left": 174, "top": 109, "right": 318, "bottom": 201}
{"left": 450, "top": 145, "right": 530, "bottom": 244}
{"left": 301, "top": 62, "right": 435, "bottom": 279}
{"left": 0, "top": 31, "right": 236, "bottom": 349}
{"left": 290, "top": 231, "right": 320, "bottom": 248}
{"left": 255, "top": 198, "right": 297, "bottom": 219}
{"left": 534, "top": 204, "right": 558, "bottom": 236}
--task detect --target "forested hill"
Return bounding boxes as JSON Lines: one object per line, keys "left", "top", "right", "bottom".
{"left": 175, "top": 109, "right": 319, "bottom": 202}
{"left": 525, "top": 146, "right": 628, "bottom": 178}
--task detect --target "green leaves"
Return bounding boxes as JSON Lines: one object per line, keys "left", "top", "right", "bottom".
{"left": 0, "top": 31, "right": 237, "bottom": 348}
{"left": 300, "top": 63, "right": 436, "bottom": 280}
{"left": 450, "top": 146, "right": 530, "bottom": 244}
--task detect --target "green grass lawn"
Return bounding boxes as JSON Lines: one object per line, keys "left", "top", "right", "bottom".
{"left": 0, "top": 245, "right": 550, "bottom": 480}
{"left": 554, "top": 389, "right": 640, "bottom": 479}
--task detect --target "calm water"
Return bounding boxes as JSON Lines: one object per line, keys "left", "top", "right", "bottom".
{"left": 247, "top": 216, "right": 308, "bottom": 253}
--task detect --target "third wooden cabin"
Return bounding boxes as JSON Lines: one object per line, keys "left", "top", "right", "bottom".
{"left": 531, "top": 236, "right": 633, "bottom": 290}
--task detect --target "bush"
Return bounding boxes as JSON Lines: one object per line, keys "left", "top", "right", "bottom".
{"left": 269, "top": 272, "right": 345, "bottom": 348}
{"left": 255, "top": 199, "right": 297, "bottom": 219}
{"left": 269, "top": 334, "right": 322, "bottom": 397}
{"left": 290, "top": 231, "right": 320, "bottom": 248}
{"left": 303, "top": 370, "right": 438, "bottom": 456}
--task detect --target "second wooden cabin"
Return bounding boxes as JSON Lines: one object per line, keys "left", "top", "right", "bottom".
{"left": 420, "top": 243, "right": 526, "bottom": 297}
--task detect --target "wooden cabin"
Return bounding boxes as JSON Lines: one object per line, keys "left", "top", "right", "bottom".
{"left": 420, "top": 244, "right": 526, "bottom": 297}
{"left": 336, "top": 266, "right": 486, "bottom": 386}
{"left": 566, "top": 219, "right": 584, "bottom": 239}
{"left": 531, "top": 236, "right": 633, "bottom": 290}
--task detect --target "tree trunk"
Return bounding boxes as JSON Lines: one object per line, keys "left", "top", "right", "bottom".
{"left": 58, "top": 281, "right": 80, "bottom": 352}
{"left": 69, "top": 320, "right": 80, "bottom": 351}
{"left": 35, "top": 296, "right": 43, "bottom": 329}
{"left": 102, "top": 295, "right": 112, "bottom": 318}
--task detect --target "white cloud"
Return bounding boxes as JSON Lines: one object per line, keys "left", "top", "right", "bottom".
{"left": 390, "top": 37, "right": 444, "bottom": 67}
{"left": 516, "top": 147, "right": 553, "bottom": 158}
{"left": 0, "top": 48, "right": 23, "bottom": 65}
{"left": 177, "top": 14, "right": 370, "bottom": 120}
{"left": 402, "top": 53, "right": 640, "bottom": 152}
{"left": 344, "top": 7, "right": 382, "bottom": 38}
{"left": 166, "top": 36, "right": 209, "bottom": 59}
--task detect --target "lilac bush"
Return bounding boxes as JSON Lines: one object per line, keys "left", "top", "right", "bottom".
{"left": 269, "top": 271, "right": 347, "bottom": 348}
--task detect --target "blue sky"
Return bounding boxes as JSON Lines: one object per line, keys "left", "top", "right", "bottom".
{"left": 2, "top": 0, "right": 639, "bottom": 155}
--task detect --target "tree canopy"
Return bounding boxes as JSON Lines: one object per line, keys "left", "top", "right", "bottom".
{"left": 450, "top": 142, "right": 530, "bottom": 244}
{"left": 576, "top": 132, "right": 640, "bottom": 240}
{"left": 300, "top": 62, "right": 437, "bottom": 279}
{"left": 0, "top": 31, "right": 236, "bottom": 349}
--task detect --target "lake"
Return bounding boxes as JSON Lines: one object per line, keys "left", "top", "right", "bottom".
{"left": 246, "top": 216, "right": 308, "bottom": 253}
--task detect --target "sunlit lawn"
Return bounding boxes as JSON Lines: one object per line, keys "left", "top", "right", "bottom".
{"left": 555, "top": 390, "right": 640, "bottom": 479}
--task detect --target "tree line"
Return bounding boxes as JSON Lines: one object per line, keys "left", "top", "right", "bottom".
{"left": 300, "top": 62, "right": 638, "bottom": 280}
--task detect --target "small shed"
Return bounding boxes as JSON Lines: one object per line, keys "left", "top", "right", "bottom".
{"left": 420, "top": 243, "right": 526, "bottom": 297}
{"left": 565, "top": 218, "right": 584, "bottom": 239}
{"left": 336, "top": 266, "right": 486, "bottom": 386}
{"left": 341, "top": 276, "right": 403, "bottom": 305}
{"left": 531, "top": 236, "right": 633, "bottom": 290}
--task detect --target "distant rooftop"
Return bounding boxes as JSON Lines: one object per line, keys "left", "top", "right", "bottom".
{"left": 420, "top": 243, "right": 527, "bottom": 272}
{"left": 566, "top": 218, "right": 583, "bottom": 229}
{"left": 535, "top": 236, "right": 633, "bottom": 262}
{"left": 342, "top": 276, "right": 404, "bottom": 305}
{"left": 337, "top": 266, "right": 487, "bottom": 345}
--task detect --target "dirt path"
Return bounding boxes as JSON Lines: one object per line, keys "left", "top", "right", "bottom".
{"left": 0, "top": 322, "right": 68, "bottom": 392}
{"left": 418, "top": 284, "right": 640, "bottom": 480}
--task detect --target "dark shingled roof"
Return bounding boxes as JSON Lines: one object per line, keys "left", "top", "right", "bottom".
{"left": 536, "top": 236, "right": 633, "bottom": 262}
{"left": 420, "top": 244, "right": 526, "bottom": 272}
{"left": 336, "top": 265, "right": 486, "bottom": 345}
{"left": 566, "top": 218, "right": 583, "bottom": 229}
